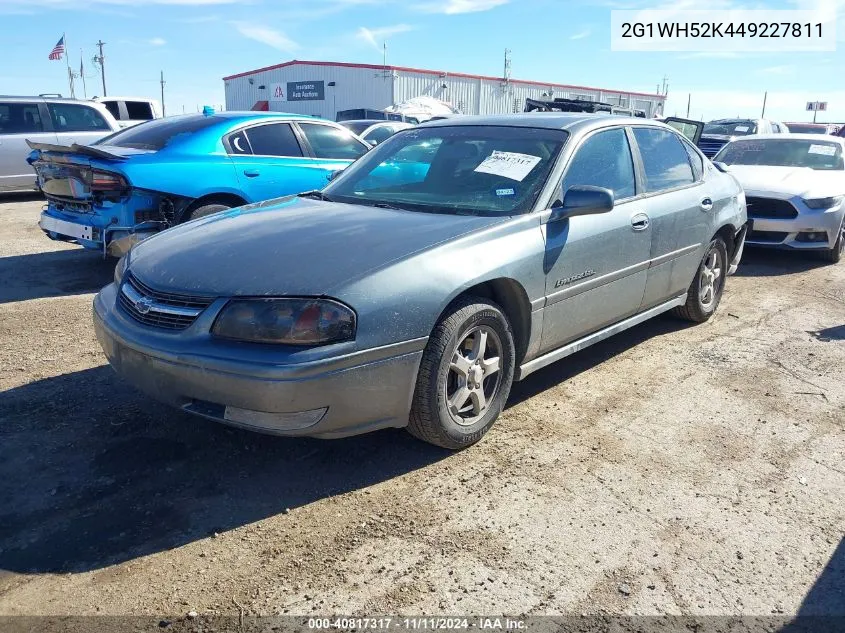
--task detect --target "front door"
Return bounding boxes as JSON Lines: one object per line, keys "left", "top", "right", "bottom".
{"left": 540, "top": 126, "right": 651, "bottom": 353}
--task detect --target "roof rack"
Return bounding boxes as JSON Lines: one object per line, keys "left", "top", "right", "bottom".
{"left": 524, "top": 97, "right": 613, "bottom": 114}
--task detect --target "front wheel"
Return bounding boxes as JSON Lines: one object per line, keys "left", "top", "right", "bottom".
{"left": 818, "top": 220, "right": 844, "bottom": 264}
{"left": 672, "top": 237, "right": 728, "bottom": 323}
{"left": 408, "top": 296, "right": 516, "bottom": 450}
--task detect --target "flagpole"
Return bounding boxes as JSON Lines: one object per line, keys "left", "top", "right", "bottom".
{"left": 63, "top": 33, "right": 75, "bottom": 98}
{"left": 80, "top": 49, "right": 87, "bottom": 98}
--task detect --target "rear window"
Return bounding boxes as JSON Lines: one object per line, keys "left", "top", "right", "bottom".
{"left": 95, "top": 115, "right": 219, "bottom": 150}
{"left": 0, "top": 102, "right": 44, "bottom": 134}
{"left": 126, "top": 101, "right": 154, "bottom": 120}
{"left": 102, "top": 101, "right": 121, "bottom": 119}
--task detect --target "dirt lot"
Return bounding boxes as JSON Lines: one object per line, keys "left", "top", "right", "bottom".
{"left": 0, "top": 195, "right": 843, "bottom": 619}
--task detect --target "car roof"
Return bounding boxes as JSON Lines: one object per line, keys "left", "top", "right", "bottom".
{"left": 736, "top": 133, "right": 845, "bottom": 143}
{"left": 340, "top": 119, "right": 397, "bottom": 125}
{"left": 419, "top": 112, "right": 663, "bottom": 133}
{"left": 202, "top": 111, "right": 330, "bottom": 123}
{"left": 0, "top": 95, "right": 107, "bottom": 105}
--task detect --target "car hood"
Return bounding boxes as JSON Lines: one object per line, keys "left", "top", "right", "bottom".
{"left": 723, "top": 165, "right": 845, "bottom": 198}
{"left": 128, "top": 197, "right": 506, "bottom": 296}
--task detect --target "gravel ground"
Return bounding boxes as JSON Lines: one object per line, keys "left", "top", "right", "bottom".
{"left": 0, "top": 195, "right": 843, "bottom": 619}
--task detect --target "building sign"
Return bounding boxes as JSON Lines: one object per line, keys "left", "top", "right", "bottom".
{"left": 806, "top": 101, "right": 828, "bottom": 111}
{"left": 269, "top": 83, "right": 286, "bottom": 102}
{"left": 287, "top": 81, "right": 325, "bottom": 101}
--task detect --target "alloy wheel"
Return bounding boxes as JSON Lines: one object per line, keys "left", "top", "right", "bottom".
{"left": 699, "top": 248, "right": 723, "bottom": 309}
{"left": 446, "top": 325, "right": 503, "bottom": 426}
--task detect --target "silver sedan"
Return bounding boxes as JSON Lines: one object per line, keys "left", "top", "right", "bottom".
{"left": 94, "top": 114, "right": 746, "bottom": 449}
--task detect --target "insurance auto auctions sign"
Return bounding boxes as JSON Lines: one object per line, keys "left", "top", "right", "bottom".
{"left": 286, "top": 81, "right": 325, "bottom": 101}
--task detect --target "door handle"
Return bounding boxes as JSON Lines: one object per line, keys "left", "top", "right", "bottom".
{"left": 631, "top": 213, "right": 650, "bottom": 231}
{"left": 243, "top": 169, "right": 260, "bottom": 178}
{"left": 700, "top": 197, "right": 714, "bottom": 211}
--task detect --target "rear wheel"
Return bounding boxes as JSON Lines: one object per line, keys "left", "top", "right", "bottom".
{"left": 672, "top": 237, "right": 728, "bottom": 323}
{"left": 185, "top": 203, "right": 231, "bottom": 222}
{"left": 408, "top": 296, "right": 515, "bottom": 450}
{"left": 818, "top": 220, "right": 844, "bottom": 264}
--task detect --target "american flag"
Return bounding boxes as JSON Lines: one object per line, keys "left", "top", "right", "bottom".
{"left": 48, "top": 36, "right": 65, "bottom": 61}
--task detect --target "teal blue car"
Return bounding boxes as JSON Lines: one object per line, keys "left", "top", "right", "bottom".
{"left": 28, "top": 111, "right": 370, "bottom": 256}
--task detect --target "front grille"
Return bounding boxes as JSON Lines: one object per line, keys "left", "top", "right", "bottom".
{"left": 746, "top": 197, "right": 799, "bottom": 220}
{"left": 698, "top": 139, "right": 728, "bottom": 158}
{"left": 747, "top": 230, "right": 788, "bottom": 243}
{"left": 118, "top": 273, "right": 214, "bottom": 330}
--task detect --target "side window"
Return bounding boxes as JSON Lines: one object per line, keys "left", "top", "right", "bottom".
{"left": 102, "top": 101, "right": 121, "bottom": 120}
{"left": 299, "top": 123, "right": 369, "bottom": 160}
{"left": 0, "top": 102, "right": 44, "bottom": 134}
{"left": 226, "top": 129, "right": 252, "bottom": 155}
{"left": 48, "top": 103, "right": 111, "bottom": 132}
{"left": 125, "top": 101, "right": 154, "bottom": 120}
{"left": 680, "top": 137, "right": 704, "bottom": 180}
{"left": 243, "top": 123, "right": 302, "bottom": 157}
{"left": 560, "top": 128, "right": 636, "bottom": 200}
{"left": 363, "top": 126, "right": 394, "bottom": 146}
{"left": 632, "top": 127, "right": 695, "bottom": 192}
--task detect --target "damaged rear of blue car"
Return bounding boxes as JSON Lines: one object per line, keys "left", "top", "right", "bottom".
{"left": 28, "top": 111, "right": 369, "bottom": 256}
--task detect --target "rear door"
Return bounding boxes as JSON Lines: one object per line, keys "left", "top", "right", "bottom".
{"left": 0, "top": 101, "right": 57, "bottom": 192}
{"left": 540, "top": 126, "right": 651, "bottom": 352}
{"left": 48, "top": 102, "right": 115, "bottom": 145}
{"left": 226, "top": 121, "right": 318, "bottom": 202}
{"left": 631, "top": 126, "right": 711, "bottom": 310}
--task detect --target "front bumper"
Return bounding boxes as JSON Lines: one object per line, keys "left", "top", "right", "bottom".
{"left": 93, "top": 283, "right": 425, "bottom": 439}
{"left": 746, "top": 205, "right": 845, "bottom": 251}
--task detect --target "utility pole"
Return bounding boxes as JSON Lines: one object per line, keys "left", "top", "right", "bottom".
{"left": 95, "top": 40, "right": 107, "bottom": 96}
{"left": 686, "top": 93, "right": 691, "bottom": 117}
{"left": 160, "top": 70, "right": 166, "bottom": 116}
{"left": 761, "top": 91, "right": 767, "bottom": 118}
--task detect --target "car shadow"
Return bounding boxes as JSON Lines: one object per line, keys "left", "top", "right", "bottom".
{"left": 735, "top": 246, "right": 829, "bottom": 277}
{"left": 0, "top": 366, "right": 451, "bottom": 575}
{"left": 808, "top": 325, "right": 845, "bottom": 342}
{"left": 507, "top": 313, "right": 695, "bottom": 408}
{"left": 0, "top": 249, "right": 115, "bottom": 304}
{"left": 0, "top": 191, "right": 43, "bottom": 203}
{"left": 779, "top": 536, "right": 845, "bottom": 630}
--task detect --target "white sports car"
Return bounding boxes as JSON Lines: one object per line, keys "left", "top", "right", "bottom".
{"left": 714, "top": 133, "right": 845, "bottom": 263}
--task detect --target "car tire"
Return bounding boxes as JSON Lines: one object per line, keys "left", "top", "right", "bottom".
{"left": 408, "top": 296, "right": 516, "bottom": 450}
{"left": 185, "top": 203, "right": 231, "bottom": 222}
{"left": 818, "top": 220, "right": 844, "bottom": 264}
{"left": 672, "top": 236, "right": 728, "bottom": 323}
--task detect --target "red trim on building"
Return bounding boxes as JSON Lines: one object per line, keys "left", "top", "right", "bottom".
{"left": 222, "top": 59, "right": 664, "bottom": 100}
{"left": 251, "top": 100, "right": 269, "bottom": 111}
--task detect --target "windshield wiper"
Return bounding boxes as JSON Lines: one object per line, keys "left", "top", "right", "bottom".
{"left": 298, "top": 190, "right": 334, "bottom": 202}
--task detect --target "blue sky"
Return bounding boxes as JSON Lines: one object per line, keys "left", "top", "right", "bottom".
{"left": 0, "top": 0, "right": 843, "bottom": 122}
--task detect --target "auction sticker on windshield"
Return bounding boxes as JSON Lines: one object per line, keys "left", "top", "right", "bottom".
{"left": 474, "top": 151, "right": 541, "bottom": 182}
{"left": 808, "top": 144, "right": 837, "bottom": 156}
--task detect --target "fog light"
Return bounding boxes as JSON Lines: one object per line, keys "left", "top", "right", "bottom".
{"left": 797, "top": 231, "right": 828, "bottom": 243}
{"left": 223, "top": 406, "right": 327, "bottom": 431}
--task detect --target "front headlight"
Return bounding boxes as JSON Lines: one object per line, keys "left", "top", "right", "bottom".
{"left": 212, "top": 298, "right": 356, "bottom": 345}
{"left": 803, "top": 196, "right": 844, "bottom": 209}
{"left": 114, "top": 252, "right": 129, "bottom": 286}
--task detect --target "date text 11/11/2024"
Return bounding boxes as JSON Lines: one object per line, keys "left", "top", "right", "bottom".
{"left": 307, "top": 618, "right": 527, "bottom": 630}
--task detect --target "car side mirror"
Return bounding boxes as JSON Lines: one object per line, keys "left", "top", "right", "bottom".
{"left": 549, "top": 185, "right": 614, "bottom": 222}
{"left": 712, "top": 161, "right": 729, "bottom": 173}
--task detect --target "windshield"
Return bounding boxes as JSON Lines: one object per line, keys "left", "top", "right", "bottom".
{"left": 323, "top": 125, "right": 568, "bottom": 216}
{"left": 703, "top": 120, "right": 757, "bottom": 136}
{"left": 785, "top": 124, "right": 827, "bottom": 134}
{"left": 340, "top": 121, "right": 373, "bottom": 135}
{"left": 94, "top": 115, "right": 219, "bottom": 150}
{"left": 715, "top": 139, "right": 844, "bottom": 170}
